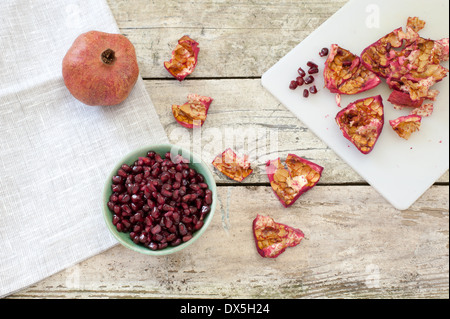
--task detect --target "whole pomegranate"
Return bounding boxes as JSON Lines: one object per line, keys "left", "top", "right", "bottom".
{"left": 62, "top": 31, "right": 139, "bottom": 106}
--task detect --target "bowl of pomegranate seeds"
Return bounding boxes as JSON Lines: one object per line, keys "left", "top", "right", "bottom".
{"left": 103, "top": 144, "right": 217, "bottom": 255}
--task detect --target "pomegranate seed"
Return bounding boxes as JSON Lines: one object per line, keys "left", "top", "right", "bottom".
{"left": 308, "top": 67, "right": 319, "bottom": 74}
{"left": 296, "top": 76, "right": 304, "bottom": 86}
{"left": 112, "top": 176, "right": 123, "bottom": 184}
{"left": 182, "top": 216, "right": 193, "bottom": 224}
{"left": 122, "top": 219, "right": 131, "bottom": 229}
{"left": 166, "top": 233, "right": 176, "bottom": 242}
{"left": 201, "top": 205, "right": 211, "bottom": 214}
{"left": 309, "top": 85, "right": 318, "bottom": 94}
{"left": 182, "top": 194, "right": 191, "bottom": 202}
{"left": 120, "top": 194, "right": 130, "bottom": 203}
{"left": 112, "top": 215, "right": 120, "bottom": 225}
{"left": 158, "top": 243, "right": 168, "bottom": 250}
{"left": 194, "top": 220, "right": 204, "bottom": 230}
{"left": 304, "top": 75, "right": 314, "bottom": 84}
{"left": 131, "top": 194, "right": 141, "bottom": 203}
{"left": 153, "top": 233, "right": 164, "bottom": 242}
{"left": 121, "top": 204, "right": 132, "bottom": 214}
{"left": 121, "top": 164, "right": 132, "bottom": 172}
{"left": 319, "top": 47, "right": 329, "bottom": 57}
{"left": 289, "top": 80, "right": 298, "bottom": 90}
{"left": 112, "top": 184, "right": 124, "bottom": 193}
{"left": 205, "top": 192, "right": 212, "bottom": 205}
{"left": 179, "top": 223, "right": 188, "bottom": 236}
{"left": 172, "top": 212, "right": 180, "bottom": 224}
{"left": 303, "top": 89, "right": 309, "bottom": 98}
{"left": 342, "top": 60, "right": 352, "bottom": 67}
{"left": 307, "top": 61, "right": 318, "bottom": 68}
{"left": 386, "top": 42, "right": 392, "bottom": 52}
{"left": 196, "top": 174, "right": 205, "bottom": 183}
{"left": 162, "top": 204, "right": 174, "bottom": 211}
{"left": 297, "top": 67, "right": 306, "bottom": 77}
{"left": 161, "top": 189, "right": 173, "bottom": 198}
{"left": 116, "top": 222, "right": 124, "bottom": 232}
{"left": 171, "top": 238, "right": 182, "bottom": 246}
{"left": 117, "top": 169, "right": 127, "bottom": 178}
{"left": 151, "top": 224, "right": 161, "bottom": 234}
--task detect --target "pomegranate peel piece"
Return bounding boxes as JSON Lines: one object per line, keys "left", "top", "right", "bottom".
{"left": 172, "top": 94, "right": 213, "bottom": 128}
{"left": 410, "top": 103, "right": 433, "bottom": 117}
{"left": 388, "top": 90, "right": 424, "bottom": 109}
{"left": 389, "top": 115, "right": 422, "bottom": 140}
{"left": 323, "top": 44, "right": 381, "bottom": 95}
{"left": 336, "top": 95, "right": 384, "bottom": 155}
{"left": 407, "top": 17, "right": 426, "bottom": 33}
{"left": 361, "top": 27, "right": 411, "bottom": 78}
{"left": 433, "top": 38, "right": 449, "bottom": 62}
{"left": 164, "top": 35, "right": 199, "bottom": 81}
{"left": 212, "top": 148, "right": 253, "bottom": 182}
{"left": 266, "top": 154, "right": 323, "bottom": 208}
{"left": 361, "top": 18, "right": 449, "bottom": 106}
{"left": 252, "top": 215, "right": 304, "bottom": 258}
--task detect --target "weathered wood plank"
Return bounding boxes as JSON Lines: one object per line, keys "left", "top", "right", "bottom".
{"left": 108, "top": 0, "right": 348, "bottom": 29}
{"left": 11, "top": 185, "right": 448, "bottom": 299}
{"left": 7, "top": 0, "right": 448, "bottom": 300}
{"left": 105, "top": 0, "right": 348, "bottom": 78}
{"left": 144, "top": 79, "right": 449, "bottom": 184}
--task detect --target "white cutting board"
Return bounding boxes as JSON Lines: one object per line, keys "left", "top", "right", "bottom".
{"left": 261, "top": 0, "right": 449, "bottom": 210}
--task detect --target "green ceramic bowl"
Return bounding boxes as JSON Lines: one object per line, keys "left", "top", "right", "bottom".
{"left": 102, "top": 144, "right": 217, "bottom": 256}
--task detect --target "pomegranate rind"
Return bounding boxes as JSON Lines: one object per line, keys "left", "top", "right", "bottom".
{"left": 360, "top": 27, "right": 412, "bottom": 78}
{"left": 266, "top": 154, "right": 323, "bottom": 208}
{"left": 212, "top": 148, "right": 253, "bottom": 182}
{"left": 335, "top": 95, "right": 384, "bottom": 155}
{"left": 164, "top": 35, "right": 199, "bottom": 81}
{"left": 410, "top": 103, "right": 433, "bottom": 117}
{"left": 172, "top": 94, "right": 213, "bottom": 128}
{"left": 361, "top": 18, "right": 449, "bottom": 107}
{"left": 252, "top": 215, "right": 304, "bottom": 258}
{"left": 388, "top": 90, "right": 424, "bottom": 108}
{"left": 407, "top": 17, "right": 426, "bottom": 33}
{"left": 323, "top": 44, "right": 381, "bottom": 95}
{"left": 389, "top": 114, "right": 422, "bottom": 140}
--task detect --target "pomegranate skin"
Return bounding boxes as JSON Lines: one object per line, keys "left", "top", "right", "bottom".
{"left": 62, "top": 31, "right": 139, "bottom": 106}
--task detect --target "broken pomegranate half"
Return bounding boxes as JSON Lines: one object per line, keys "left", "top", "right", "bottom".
{"left": 389, "top": 115, "right": 422, "bottom": 140}
{"left": 361, "top": 17, "right": 449, "bottom": 108}
{"left": 323, "top": 44, "right": 381, "bottom": 95}
{"left": 252, "top": 215, "right": 304, "bottom": 258}
{"left": 335, "top": 95, "right": 384, "bottom": 155}
{"left": 212, "top": 148, "right": 253, "bottom": 182}
{"left": 164, "top": 35, "right": 199, "bottom": 81}
{"left": 266, "top": 154, "right": 323, "bottom": 208}
{"left": 172, "top": 94, "right": 213, "bottom": 128}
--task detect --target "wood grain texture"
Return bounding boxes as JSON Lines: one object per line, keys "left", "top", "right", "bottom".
{"left": 6, "top": 0, "right": 448, "bottom": 299}
{"left": 145, "top": 79, "right": 449, "bottom": 184}
{"left": 107, "top": 0, "right": 348, "bottom": 78}
{"left": 11, "top": 185, "right": 448, "bottom": 299}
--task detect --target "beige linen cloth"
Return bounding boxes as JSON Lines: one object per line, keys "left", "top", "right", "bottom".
{"left": 0, "top": 0, "right": 168, "bottom": 297}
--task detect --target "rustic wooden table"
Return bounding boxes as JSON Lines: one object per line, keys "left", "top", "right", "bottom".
{"left": 9, "top": 0, "right": 449, "bottom": 299}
